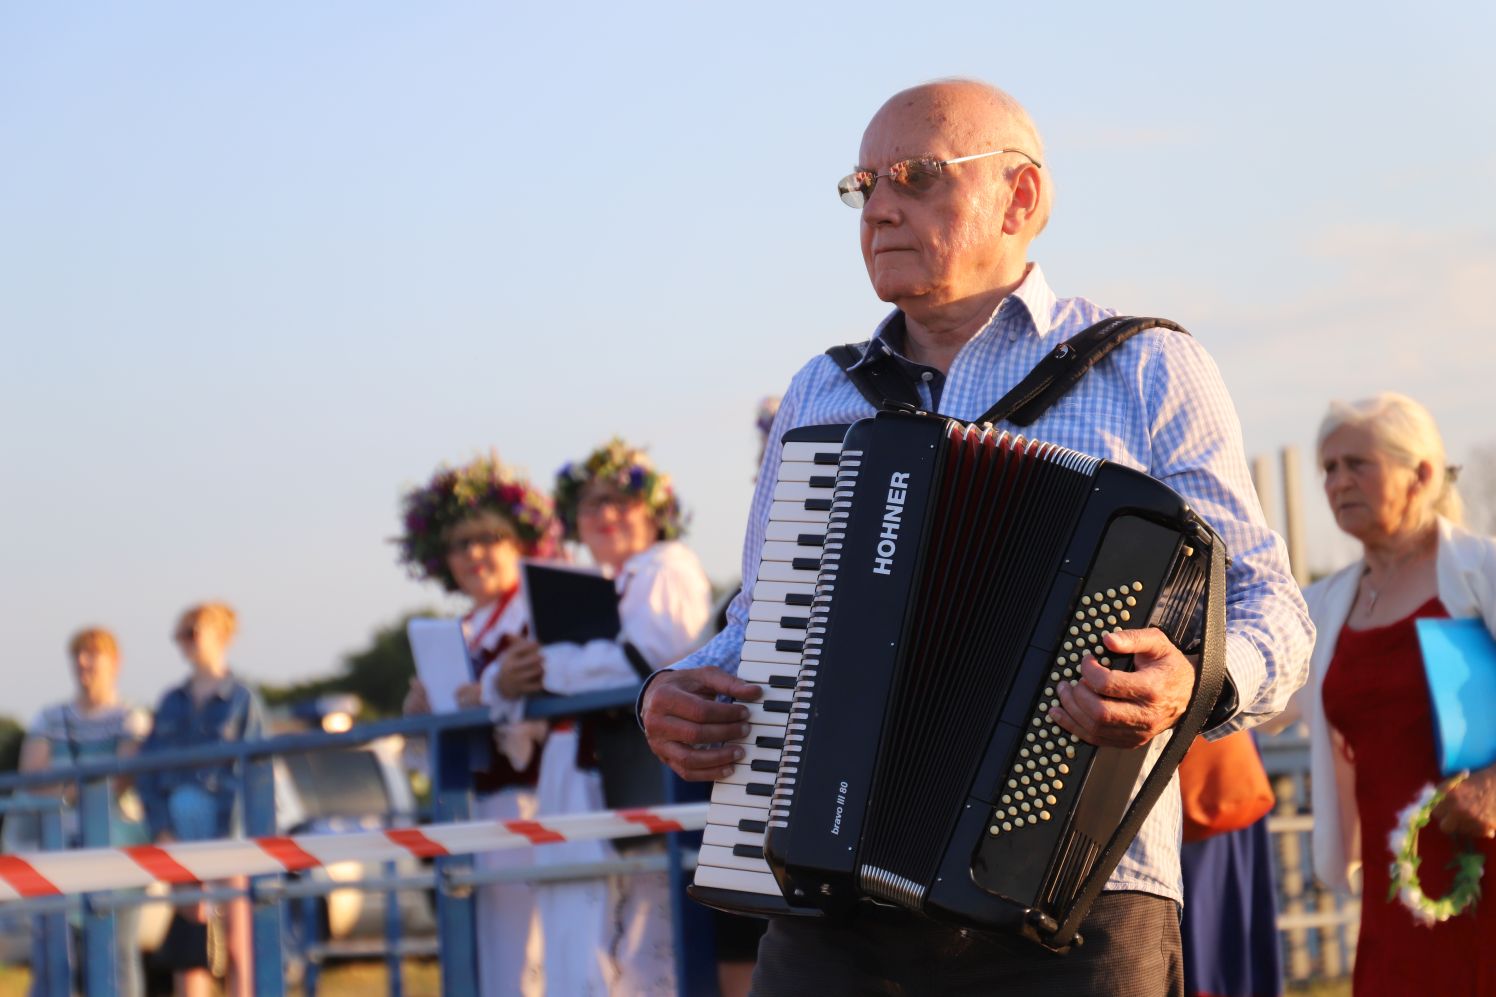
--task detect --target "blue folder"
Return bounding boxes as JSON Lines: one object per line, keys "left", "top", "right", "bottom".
{"left": 1416, "top": 617, "right": 1496, "bottom": 777}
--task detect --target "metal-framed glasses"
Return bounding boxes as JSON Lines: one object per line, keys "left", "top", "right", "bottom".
{"left": 837, "top": 148, "right": 1043, "bottom": 208}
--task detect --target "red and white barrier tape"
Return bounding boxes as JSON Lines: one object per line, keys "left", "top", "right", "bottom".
{"left": 0, "top": 803, "right": 710, "bottom": 901}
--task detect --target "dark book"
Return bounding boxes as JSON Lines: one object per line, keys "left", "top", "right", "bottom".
{"left": 522, "top": 560, "right": 621, "bottom": 645}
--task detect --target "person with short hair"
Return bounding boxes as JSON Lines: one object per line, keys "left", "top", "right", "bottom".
{"left": 397, "top": 454, "right": 558, "bottom": 997}
{"left": 640, "top": 79, "right": 1313, "bottom": 995}
{"left": 1301, "top": 392, "right": 1496, "bottom": 996}
{"left": 492, "top": 439, "right": 711, "bottom": 996}
{"left": 137, "top": 602, "right": 263, "bottom": 997}
{"left": 16, "top": 627, "right": 151, "bottom": 997}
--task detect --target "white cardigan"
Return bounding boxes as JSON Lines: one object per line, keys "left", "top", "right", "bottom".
{"left": 1299, "top": 517, "right": 1496, "bottom": 893}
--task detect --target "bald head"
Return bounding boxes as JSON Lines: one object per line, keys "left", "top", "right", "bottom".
{"left": 864, "top": 80, "right": 1051, "bottom": 234}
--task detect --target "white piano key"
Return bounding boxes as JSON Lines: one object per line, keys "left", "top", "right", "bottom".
{"left": 750, "top": 580, "right": 816, "bottom": 604}
{"left": 699, "top": 844, "right": 772, "bottom": 874}
{"left": 748, "top": 599, "right": 809, "bottom": 622}
{"left": 711, "top": 781, "right": 775, "bottom": 809}
{"left": 738, "top": 659, "right": 800, "bottom": 685}
{"left": 758, "top": 541, "right": 824, "bottom": 563}
{"left": 719, "top": 761, "right": 785, "bottom": 787}
{"left": 758, "top": 561, "right": 820, "bottom": 584}
{"left": 692, "top": 863, "right": 782, "bottom": 897}
{"left": 703, "top": 823, "right": 766, "bottom": 850}
{"left": 765, "top": 520, "right": 826, "bottom": 543}
{"left": 773, "top": 461, "right": 825, "bottom": 483}
{"left": 780, "top": 441, "right": 844, "bottom": 463}
{"left": 745, "top": 621, "right": 814, "bottom": 645}
{"left": 741, "top": 723, "right": 790, "bottom": 748}
{"left": 740, "top": 640, "right": 804, "bottom": 666}
{"left": 743, "top": 700, "right": 792, "bottom": 727}
{"left": 705, "top": 802, "right": 772, "bottom": 829}
{"left": 768, "top": 501, "right": 830, "bottom": 524}
{"left": 772, "top": 481, "right": 836, "bottom": 503}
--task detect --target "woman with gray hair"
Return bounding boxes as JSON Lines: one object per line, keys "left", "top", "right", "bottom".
{"left": 1301, "top": 392, "right": 1495, "bottom": 995}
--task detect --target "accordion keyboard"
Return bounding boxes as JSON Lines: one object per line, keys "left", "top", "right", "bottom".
{"left": 692, "top": 427, "right": 846, "bottom": 902}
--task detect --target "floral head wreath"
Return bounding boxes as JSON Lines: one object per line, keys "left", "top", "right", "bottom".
{"left": 554, "top": 438, "right": 686, "bottom": 542}
{"left": 397, "top": 454, "right": 558, "bottom": 593}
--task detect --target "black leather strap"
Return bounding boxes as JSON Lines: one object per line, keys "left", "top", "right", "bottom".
{"left": 824, "top": 342, "right": 923, "bottom": 412}
{"left": 1046, "top": 532, "right": 1228, "bottom": 951}
{"left": 621, "top": 641, "right": 655, "bottom": 682}
{"left": 828, "top": 316, "right": 1187, "bottom": 425}
{"left": 977, "top": 317, "right": 1188, "bottom": 427}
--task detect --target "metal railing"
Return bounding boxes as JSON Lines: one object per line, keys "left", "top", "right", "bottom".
{"left": 1260, "top": 732, "right": 1359, "bottom": 983}
{"left": 0, "top": 685, "right": 719, "bottom": 997}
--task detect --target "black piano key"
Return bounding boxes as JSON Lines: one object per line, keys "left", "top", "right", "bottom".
{"left": 733, "top": 844, "right": 767, "bottom": 860}
{"left": 803, "top": 498, "right": 832, "bottom": 512}
{"left": 763, "top": 699, "right": 792, "bottom": 714}
{"left": 755, "top": 736, "right": 784, "bottom": 750}
{"left": 813, "top": 452, "right": 839, "bottom": 465}
{"left": 738, "top": 818, "right": 768, "bottom": 833}
{"left": 808, "top": 475, "right": 836, "bottom": 488}
{"left": 775, "top": 639, "right": 805, "bottom": 653}
{"left": 779, "top": 615, "right": 809, "bottom": 629}
{"left": 797, "top": 533, "right": 824, "bottom": 547}
{"left": 746, "top": 783, "right": 774, "bottom": 797}
{"left": 785, "top": 592, "right": 814, "bottom": 606}
{"left": 750, "top": 759, "right": 778, "bottom": 773}
{"left": 768, "top": 675, "right": 796, "bottom": 689}
{"left": 791, "top": 557, "right": 820, "bottom": 570}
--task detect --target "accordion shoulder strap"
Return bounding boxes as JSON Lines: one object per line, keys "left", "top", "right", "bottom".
{"left": 827, "top": 316, "right": 1188, "bottom": 425}
{"left": 977, "top": 316, "right": 1188, "bottom": 427}
{"left": 824, "top": 341, "right": 923, "bottom": 411}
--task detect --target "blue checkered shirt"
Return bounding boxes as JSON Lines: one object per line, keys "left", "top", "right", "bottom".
{"left": 674, "top": 264, "right": 1313, "bottom": 903}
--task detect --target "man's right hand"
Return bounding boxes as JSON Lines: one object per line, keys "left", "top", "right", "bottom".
{"left": 641, "top": 667, "right": 762, "bottom": 781}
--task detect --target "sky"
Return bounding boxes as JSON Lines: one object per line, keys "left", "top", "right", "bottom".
{"left": 2, "top": 2, "right": 1493, "bottom": 724}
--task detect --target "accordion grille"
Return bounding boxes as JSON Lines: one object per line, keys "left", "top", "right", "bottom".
{"left": 858, "top": 424, "right": 1096, "bottom": 899}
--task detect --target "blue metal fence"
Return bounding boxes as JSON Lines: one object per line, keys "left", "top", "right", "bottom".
{"left": 0, "top": 685, "right": 716, "bottom": 997}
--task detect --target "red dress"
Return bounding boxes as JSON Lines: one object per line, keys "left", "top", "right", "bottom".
{"left": 1322, "top": 597, "right": 1496, "bottom": 996}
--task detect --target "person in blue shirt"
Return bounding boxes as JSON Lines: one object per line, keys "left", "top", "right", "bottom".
{"left": 16, "top": 627, "right": 151, "bottom": 997}
{"left": 138, "top": 602, "right": 263, "bottom": 997}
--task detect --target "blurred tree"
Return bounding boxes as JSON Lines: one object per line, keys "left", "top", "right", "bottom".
{"left": 260, "top": 610, "right": 436, "bottom": 718}
{"left": 0, "top": 715, "right": 24, "bottom": 773}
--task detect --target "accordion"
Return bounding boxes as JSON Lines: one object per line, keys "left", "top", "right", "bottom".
{"left": 690, "top": 411, "right": 1227, "bottom": 951}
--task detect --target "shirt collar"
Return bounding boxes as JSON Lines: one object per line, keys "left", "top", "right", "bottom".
{"left": 851, "top": 262, "right": 1059, "bottom": 369}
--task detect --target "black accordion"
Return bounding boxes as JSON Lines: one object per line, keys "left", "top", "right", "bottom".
{"left": 690, "top": 411, "right": 1227, "bottom": 951}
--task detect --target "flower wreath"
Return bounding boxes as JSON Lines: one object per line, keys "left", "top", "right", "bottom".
{"left": 397, "top": 454, "right": 557, "bottom": 592}
{"left": 554, "top": 438, "right": 686, "bottom": 542}
{"left": 1387, "top": 772, "right": 1485, "bottom": 925}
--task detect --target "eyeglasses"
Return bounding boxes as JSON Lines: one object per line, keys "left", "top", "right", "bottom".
{"left": 577, "top": 494, "right": 636, "bottom": 518}
{"left": 444, "top": 530, "right": 513, "bottom": 555}
{"left": 837, "top": 148, "right": 1042, "bottom": 208}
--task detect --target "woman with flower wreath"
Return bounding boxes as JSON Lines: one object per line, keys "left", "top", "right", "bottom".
{"left": 397, "top": 454, "right": 557, "bottom": 997}
{"left": 1298, "top": 393, "right": 1496, "bottom": 995}
{"left": 495, "top": 438, "right": 711, "bottom": 996}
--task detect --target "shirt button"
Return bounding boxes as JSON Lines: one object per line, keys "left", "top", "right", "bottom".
{"left": 921, "top": 371, "right": 934, "bottom": 382}
{"left": 1008, "top": 333, "right": 1018, "bottom": 342}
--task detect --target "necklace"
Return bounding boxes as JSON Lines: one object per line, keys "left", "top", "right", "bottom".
{"left": 1360, "top": 541, "right": 1432, "bottom": 613}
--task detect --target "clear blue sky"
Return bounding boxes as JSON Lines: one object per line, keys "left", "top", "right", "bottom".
{"left": 3, "top": 1, "right": 1493, "bottom": 722}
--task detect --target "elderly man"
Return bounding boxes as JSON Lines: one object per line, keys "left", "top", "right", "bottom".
{"left": 642, "top": 80, "right": 1313, "bottom": 995}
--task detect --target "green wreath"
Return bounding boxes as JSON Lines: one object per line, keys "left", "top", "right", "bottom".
{"left": 1387, "top": 773, "right": 1485, "bottom": 925}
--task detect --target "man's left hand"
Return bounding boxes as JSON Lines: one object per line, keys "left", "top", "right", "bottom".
{"left": 1049, "top": 627, "right": 1195, "bottom": 749}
